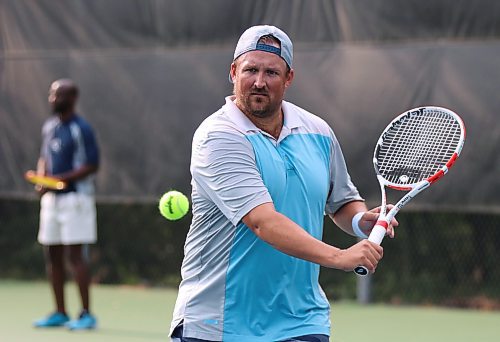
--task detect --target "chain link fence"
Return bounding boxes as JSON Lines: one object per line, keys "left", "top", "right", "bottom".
{"left": 321, "top": 211, "right": 500, "bottom": 308}
{"left": 1, "top": 199, "right": 499, "bottom": 309}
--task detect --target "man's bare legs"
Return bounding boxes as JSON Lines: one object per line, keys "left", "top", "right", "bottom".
{"left": 46, "top": 245, "right": 66, "bottom": 314}
{"left": 68, "top": 244, "right": 90, "bottom": 312}
{"left": 46, "top": 244, "right": 90, "bottom": 313}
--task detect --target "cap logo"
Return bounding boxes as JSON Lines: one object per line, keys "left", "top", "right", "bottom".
{"left": 255, "top": 43, "right": 281, "bottom": 57}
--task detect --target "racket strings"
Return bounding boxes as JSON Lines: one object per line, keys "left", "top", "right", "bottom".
{"left": 407, "top": 113, "right": 454, "bottom": 174}
{"left": 376, "top": 109, "right": 462, "bottom": 184}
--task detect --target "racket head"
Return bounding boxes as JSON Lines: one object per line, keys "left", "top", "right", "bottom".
{"left": 374, "top": 106, "right": 465, "bottom": 191}
{"left": 24, "top": 171, "right": 67, "bottom": 190}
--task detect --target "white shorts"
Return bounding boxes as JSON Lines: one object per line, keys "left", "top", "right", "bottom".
{"left": 38, "top": 192, "right": 97, "bottom": 245}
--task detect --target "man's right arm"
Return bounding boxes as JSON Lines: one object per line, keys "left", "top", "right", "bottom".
{"left": 35, "top": 158, "right": 48, "bottom": 195}
{"left": 242, "top": 202, "right": 384, "bottom": 273}
{"left": 36, "top": 158, "right": 46, "bottom": 176}
{"left": 192, "top": 127, "right": 383, "bottom": 273}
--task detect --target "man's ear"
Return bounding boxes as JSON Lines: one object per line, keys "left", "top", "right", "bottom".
{"left": 285, "top": 68, "right": 294, "bottom": 88}
{"left": 230, "top": 62, "right": 237, "bottom": 83}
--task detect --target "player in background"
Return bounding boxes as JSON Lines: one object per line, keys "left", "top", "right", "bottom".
{"left": 170, "top": 25, "right": 398, "bottom": 341}
{"left": 33, "top": 79, "right": 99, "bottom": 330}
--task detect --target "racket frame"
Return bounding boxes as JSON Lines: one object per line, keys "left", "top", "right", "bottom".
{"left": 354, "top": 106, "right": 465, "bottom": 276}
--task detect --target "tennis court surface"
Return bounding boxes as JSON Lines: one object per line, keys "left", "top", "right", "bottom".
{"left": 1, "top": 281, "right": 498, "bottom": 342}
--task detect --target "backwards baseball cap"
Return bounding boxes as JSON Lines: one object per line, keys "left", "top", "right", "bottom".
{"left": 230, "top": 25, "right": 293, "bottom": 82}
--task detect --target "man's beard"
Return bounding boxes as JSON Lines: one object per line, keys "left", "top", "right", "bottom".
{"left": 52, "top": 102, "right": 71, "bottom": 114}
{"left": 241, "top": 91, "right": 281, "bottom": 119}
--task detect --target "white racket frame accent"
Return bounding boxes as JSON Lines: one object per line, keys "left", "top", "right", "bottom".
{"left": 354, "top": 106, "right": 466, "bottom": 276}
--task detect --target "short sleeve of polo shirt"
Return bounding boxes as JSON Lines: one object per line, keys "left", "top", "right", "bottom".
{"left": 325, "top": 129, "right": 364, "bottom": 214}
{"left": 79, "top": 122, "right": 99, "bottom": 166}
{"left": 191, "top": 129, "right": 273, "bottom": 226}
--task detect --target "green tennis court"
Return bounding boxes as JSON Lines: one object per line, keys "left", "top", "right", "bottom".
{"left": 1, "top": 281, "right": 498, "bottom": 342}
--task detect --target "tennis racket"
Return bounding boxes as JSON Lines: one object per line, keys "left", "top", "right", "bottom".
{"left": 354, "top": 106, "right": 466, "bottom": 276}
{"left": 25, "top": 170, "right": 67, "bottom": 190}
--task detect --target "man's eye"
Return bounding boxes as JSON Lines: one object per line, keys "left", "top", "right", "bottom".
{"left": 267, "top": 70, "right": 278, "bottom": 76}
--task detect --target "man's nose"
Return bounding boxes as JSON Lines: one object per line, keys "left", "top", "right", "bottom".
{"left": 254, "top": 72, "right": 266, "bottom": 89}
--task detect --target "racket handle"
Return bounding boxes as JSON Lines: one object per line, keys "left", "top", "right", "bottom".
{"left": 354, "top": 222, "right": 388, "bottom": 276}
{"left": 367, "top": 223, "right": 388, "bottom": 245}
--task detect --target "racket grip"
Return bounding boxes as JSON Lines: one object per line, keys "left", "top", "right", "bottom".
{"left": 354, "top": 222, "right": 388, "bottom": 276}
{"left": 367, "top": 223, "right": 388, "bottom": 245}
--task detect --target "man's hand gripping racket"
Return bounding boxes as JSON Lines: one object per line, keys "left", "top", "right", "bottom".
{"left": 354, "top": 106, "right": 466, "bottom": 276}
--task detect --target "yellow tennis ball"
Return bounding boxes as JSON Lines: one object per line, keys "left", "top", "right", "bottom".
{"left": 158, "top": 190, "right": 190, "bottom": 220}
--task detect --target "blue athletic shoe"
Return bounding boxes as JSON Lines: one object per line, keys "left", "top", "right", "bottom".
{"left": 66, "top": 311, "right": 97, "bottom": 331}
{"left": 33, "top": 312, "right": 70, "bottom": 327}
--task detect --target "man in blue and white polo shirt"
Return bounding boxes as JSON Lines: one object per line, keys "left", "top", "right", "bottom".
{"left": 33, "top": 79, "right": 99, "bottom": 330}
{"left": 171, "top": 26, "right": 398, "bottom": 342}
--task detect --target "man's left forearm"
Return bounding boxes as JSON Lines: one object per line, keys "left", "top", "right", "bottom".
{"left": 57, "top": 164, "right": 98, "bottom": 183}
{"left": 330, "top": 200, "right": 367, "bottom": 236}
